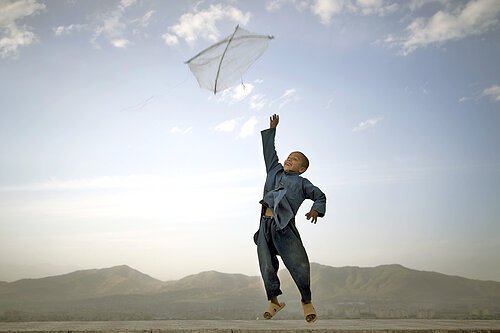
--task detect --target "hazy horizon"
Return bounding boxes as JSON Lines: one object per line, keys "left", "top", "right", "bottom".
{"left": 1, "top": 1, "right": 499, "bottom": 283}
{"left": 1, "top": 261, "right": 500, "bottom": 284}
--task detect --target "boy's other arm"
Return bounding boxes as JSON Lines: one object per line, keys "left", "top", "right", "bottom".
{"left": 261, "top": 114, "right": 280, "bottom": 172}
{"left": 303, "top": 180, "right": 326, "bottom": 224}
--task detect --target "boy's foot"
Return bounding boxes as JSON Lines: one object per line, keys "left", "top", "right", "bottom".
{"left": 302, "top": 302, "right": 317, "bottom": 323}
{"left": 263, "top": 301, "right": 286, "bottom": 320}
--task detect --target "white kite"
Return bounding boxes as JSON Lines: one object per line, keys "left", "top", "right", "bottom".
{"left": 186, "top": 25, "right": 274, "bottom": 94}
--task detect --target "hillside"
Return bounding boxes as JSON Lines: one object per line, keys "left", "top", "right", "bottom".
{"left": 0, "top": 265, "right": 163, "bottom": 302}
{"left": 1, "top": 263, "right": 499, "bottom": 321}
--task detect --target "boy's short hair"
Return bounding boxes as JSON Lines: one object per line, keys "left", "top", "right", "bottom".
{"left": 293, "top": 151, "right": 309, "bottom": 171}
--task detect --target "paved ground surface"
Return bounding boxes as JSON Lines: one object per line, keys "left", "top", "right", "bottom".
{"left": 0, "top": 320, "right": 499, "bottom": 332}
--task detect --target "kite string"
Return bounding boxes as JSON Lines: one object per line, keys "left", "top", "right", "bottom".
{"left": 120, "top": 72, "right": 190, "bottom": 112}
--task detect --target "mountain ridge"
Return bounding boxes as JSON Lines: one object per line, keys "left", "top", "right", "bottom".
{"left": 1, "top": 263, "right": 499, "bottom": 321}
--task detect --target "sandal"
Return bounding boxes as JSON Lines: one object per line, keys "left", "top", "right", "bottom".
{"left": 263, "top": 302, "right": 285, "bottom": 320}
{"left": 303, "top": 302, "right": 317, "bottom": 323}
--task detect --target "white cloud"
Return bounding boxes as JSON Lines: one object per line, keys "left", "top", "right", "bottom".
{"left": 232, "top": 84, "right": 254, "bottom": 101}
{"left": 0, "top": 0, "right": 45, "bottom": 58}
{"left": 102, "top": 14, "right": 126, "bottom": 38}
{"left": 162, "top": 33, "right": 178, "bottom": 46}
{"left": 356, "top": 0, "right": 398, "bottom": 16}
{"left": 239, "top": 116, "right": 258, "bottom": 138}
{"left": 458, "top": 96, "right": 469, "bottom": 103}
{"left": 407, "top": 0, "right": 451, "bottom": 12}
{"left": 120, "top": 0, "right": 138, "bottom": 9}
{"left": 310, "top": 0, "right": 396, "bottom": 24}
{"left": 282, "top": 88, "right": 296, "bottom": 98}
{"left": 311, "top": 0, "right": 346, "bottom": 24}
{"left": 91, "top": 10, "right": 126, "bottom": 48}
{"left": 269, "top": 88, "right": 301, "bottom": 110}
{"left": 266, "top": 0, "right": 309, "bottom": 12}
{"left": 214, "top": 119, "right": 239, "bottom": 132}
{"left": 164, "top": 3, "right": 251, "bottom": 46}
{"left": 111, "top": 38, "right": 131, "bottom": 48}
{"left": 90, "top": 0, "right": 150, "bottom": 49}
{"left": 214, "top": 116, "right": 258, "bottom": 137}
{"left": 266, "top": 0, "right": 287, "bottom": 12}
{"left": 170, "top": 126, "right": 193, "bottom": 134}
{"left": 250, "top": 94, "right": 267, "bottom": 111}
{"left": 54, "top": 2, "right": 151, "bottom": 47}
{"left": 219, "top": 84, "right": 254, "bottom": 104}
{"left": 53, "top": 24, "right": 87, "bottom": 36}
{"left": 132, "top": 10, "right": 155, "bottom": 28}
{"left": 400, "top": 0, "right": 500, "bottom": 54}
{"left": 324, "top": 97, "right": 335, "bottom": 109}
{"left": 352, "top": 116, "right": 384, "bottom": 132}
{"left": 482, "top": 84, "right": 500, "bottom": 102}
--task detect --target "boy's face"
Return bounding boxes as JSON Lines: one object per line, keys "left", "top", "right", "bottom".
{"left": 284, "top": 152, "right": 306, "bottom": 174}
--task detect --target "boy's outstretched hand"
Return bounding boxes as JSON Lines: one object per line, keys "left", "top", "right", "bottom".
{"left": 270, "top": 114, "right": 279, "bottom": 128}
{"left": 305, "top": 209, "right": 319, "bottom": 224}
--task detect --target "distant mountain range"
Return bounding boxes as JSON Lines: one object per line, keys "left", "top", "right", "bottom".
{"left": 1, "top": 263, "right": 499, "bottom": 321}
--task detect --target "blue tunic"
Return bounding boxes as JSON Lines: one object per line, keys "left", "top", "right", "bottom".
{"left": 260, "top": 128, "right": 326, "bottom": 229}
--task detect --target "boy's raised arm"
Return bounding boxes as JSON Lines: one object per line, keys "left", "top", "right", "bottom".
{"left": 261, "top": 114, "right": 280, "bottom": 172}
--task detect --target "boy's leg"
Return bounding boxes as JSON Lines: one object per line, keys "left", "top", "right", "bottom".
{"left": 256, "top": 217, "right": 282, "bottom": 301}
{"left": 271, "top": 220, "right": 312, "bottom": 303}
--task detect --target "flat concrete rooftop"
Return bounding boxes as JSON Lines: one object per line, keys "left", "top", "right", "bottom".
{"left": 0, "top": 320, "right": 499, "bottom": 333}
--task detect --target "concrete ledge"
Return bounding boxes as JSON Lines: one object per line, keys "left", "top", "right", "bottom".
{"left": 0, "top": 320, "right": 499, "bottom": 333}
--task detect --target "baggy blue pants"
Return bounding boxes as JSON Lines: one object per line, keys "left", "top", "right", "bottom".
{"left": 254, "top": 216, "right": 312, "bottom": 303}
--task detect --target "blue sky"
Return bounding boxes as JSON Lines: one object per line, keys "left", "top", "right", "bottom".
{"left": 0, "top": 0, "right": 499, "bottom": 282}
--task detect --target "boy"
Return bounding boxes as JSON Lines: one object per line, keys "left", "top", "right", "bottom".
{"left": 254, "top": 114, "right": 326, "bottom": 323}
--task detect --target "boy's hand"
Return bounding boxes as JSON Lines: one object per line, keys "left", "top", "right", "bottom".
{"left": 270, "top": 114, "right": 279, "bottom": 128}
{"left": 305, "top": 209, "right": 319, "bottom": 224}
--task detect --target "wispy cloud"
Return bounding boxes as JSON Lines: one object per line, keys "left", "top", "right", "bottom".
{"left": 215, "top": 85, "right": 297, "bottom": 111}
{"left": 266, "top": 0, "right": 310, "bottom": 12}
{"left": 239, "top": 116, "right": 258, "bottom": 139}
{"left": 111, "top": 38, "right": 132, "bottom": 48}
{"left": 52, "top": 0, "right": 151, "bottom": 49}
{"left": 131, "top": 10, "right": 155, "bottom": 28}
{"left": 213, "top": 116, "right": 259, "bottom": 138}
{"left": 91, "top": 6, "right": 130, "bottom": 49}
{"left": 407, "top": 0, "right": 450, "bottom": 12}
{"left": 390, "top": 0, "right": 500, "bottom": 55}
{"left": 120, "top": 0, "right": 138, "bottom": 9}
{"left": 0, "top": 0, "right": 45, "bottom": 58}
{"left": 53, "top": 24, "right": 87, "bottom": 36}
{"left": 214, "top": 118, "right": 240, "bottom": 132}
{"left": 250, "top": 94, "right": 267, "bottom": 111}
{"left": 356, "top": 0, "right": 398, "bottom": 16}
{"left": 269, "top": 88, "right": 301, "bottom": 110}
{"left": 214, "top": 79, "right": 269, "bottom": 110}
{"left": 324, "top": 97, "right": 335, "bottom": 109}
{"left": 163, "top": 3, "right": 250, "bottom": 46}
{"left": 219, "top": 84, "right": 254, "bottom": 104}
{"left": 268, "top": 0, "right": 397, "bottom": 25}
{"left": 170, "top": 126, "right": 193, "bottom": 134}
{"left": 310, "top": 0, "right": 347, "bottom": 24}
{"left": 482, "top": 84, "right": 500, "bottom": 102}
{"left": 352, "top": 116, "right": 384, "bottom": 132}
